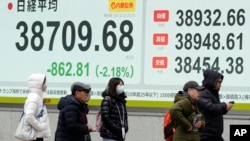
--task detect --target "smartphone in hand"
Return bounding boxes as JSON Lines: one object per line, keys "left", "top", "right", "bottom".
{"left": 193, "top": 114, "right": 202, "bottom": 131}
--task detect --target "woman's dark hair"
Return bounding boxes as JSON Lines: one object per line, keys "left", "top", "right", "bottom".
{"left": 107, "top": 77, "right": 124, "bottom": 97}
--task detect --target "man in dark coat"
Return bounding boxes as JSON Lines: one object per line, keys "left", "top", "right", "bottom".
{"left": 55, "top": 82, "right": 93, "bottom": 141}
{"left": 197, "top": 69, "right": 234, "bottom": 141}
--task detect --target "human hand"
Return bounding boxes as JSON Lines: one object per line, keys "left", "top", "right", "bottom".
{"left": 226, "top": 102, "right": 234, "bottom": 111}
{"left": 87, "top": 124, "right": 93, "bottom": 132}
{"left": 187, "top": 126, "right": 192, "bottom": 131}
{"left": 195, "top": 121, "right": 202, "bottom": 129}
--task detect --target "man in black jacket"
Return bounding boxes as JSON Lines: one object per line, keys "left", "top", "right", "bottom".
{"left": 55, "top": 82, "right": 93, "bottom": 141}
{"left": 197, "top": 69, "right": 234, "bottom": 141}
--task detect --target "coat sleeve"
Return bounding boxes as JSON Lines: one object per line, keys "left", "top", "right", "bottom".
{"left": 101, "top": 97, "right": 121, "bottom": 132}
{"left": 170, "top": 99, "right": 192, "bottom": 130}
{"left": 62, "top": 105, "right": 89, "bottom": 135}
{"left": 124, "top": 104, "right": 129, "bottom": 133}
{"left": 25, "top": 95, "right": 46, "bottom": 131}
{"left": 198, "top": 90, "right": 227, "bottom": 116}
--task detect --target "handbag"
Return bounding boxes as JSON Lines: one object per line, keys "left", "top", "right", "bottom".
{"left": 15, "top": 112, "right": 36, "bottom": 141}
{"left": 15, "top": 105, "right": 45, "bottom": 141}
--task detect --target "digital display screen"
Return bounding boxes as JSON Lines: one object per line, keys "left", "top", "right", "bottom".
{"left": 0, "top": 0, "right": 249, "bottom": 109}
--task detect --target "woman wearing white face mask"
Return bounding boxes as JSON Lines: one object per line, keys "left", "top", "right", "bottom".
{"left": 99, "top": 77, "right": 129, "bottom": 141}
{"left": 24, "top": 73, "right": 51, "bottom": 141}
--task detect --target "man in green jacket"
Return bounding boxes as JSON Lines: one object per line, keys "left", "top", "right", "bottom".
{"left": 170, "top": 81, "right": 205, "bottom": 141}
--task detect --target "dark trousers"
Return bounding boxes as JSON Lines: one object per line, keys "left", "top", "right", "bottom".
{"left": 201, "top": 136, "right": 224, "bottom": 141}
{"left": 33, "top": 138, "right": 44, "bottom": 141}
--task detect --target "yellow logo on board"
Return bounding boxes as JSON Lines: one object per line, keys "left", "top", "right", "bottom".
{"left": 109, "top": 0, "right": 135, "bottom": 12}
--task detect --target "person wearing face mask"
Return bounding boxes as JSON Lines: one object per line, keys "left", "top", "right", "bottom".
{"left": 55, "top": 82, "right": 93, "bottom": 141}
{"left": 100, "top": 77, "right": 129, "bottom": 141}
{"left": 25, "top": 73, "right": 51, "bottom": 141}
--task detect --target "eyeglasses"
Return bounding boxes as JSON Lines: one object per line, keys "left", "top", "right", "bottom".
{"left": 81, "top": 89, "right": 91, "bottom": 93}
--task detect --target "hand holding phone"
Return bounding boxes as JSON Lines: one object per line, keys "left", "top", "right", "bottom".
{"left": 226, "top": 101, "right": 234, "bottom": 111}
{"left": 193, "top": 114, "right": 202, "bottom": 131}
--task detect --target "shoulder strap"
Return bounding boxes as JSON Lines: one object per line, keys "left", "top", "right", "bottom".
{"left": 37, "top": 104, "right": 45, "bottom": 118}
